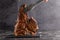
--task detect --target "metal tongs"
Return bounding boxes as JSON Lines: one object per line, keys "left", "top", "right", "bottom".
{"left": 24, "top": 0, "right": 43, "bottom": 12}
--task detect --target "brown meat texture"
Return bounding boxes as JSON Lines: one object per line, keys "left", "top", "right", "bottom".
{"left": 14, "top": 4, "right": 39, "bottom": 36}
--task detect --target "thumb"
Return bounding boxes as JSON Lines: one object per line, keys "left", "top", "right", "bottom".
{"left": 43, "top": 0, "right": 48, "bottom": 3}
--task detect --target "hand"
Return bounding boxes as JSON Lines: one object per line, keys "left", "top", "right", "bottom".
{"left": 43, "top": 0, "right": 48, "bottom": 2}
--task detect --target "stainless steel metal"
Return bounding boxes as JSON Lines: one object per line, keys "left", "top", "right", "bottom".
{"left": 24, "top": 0, "right": 43, "bottom": 12}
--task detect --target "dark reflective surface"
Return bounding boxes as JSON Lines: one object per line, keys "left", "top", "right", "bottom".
{"left": 1, "top": 0, "right": 60, "bottom": 40}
